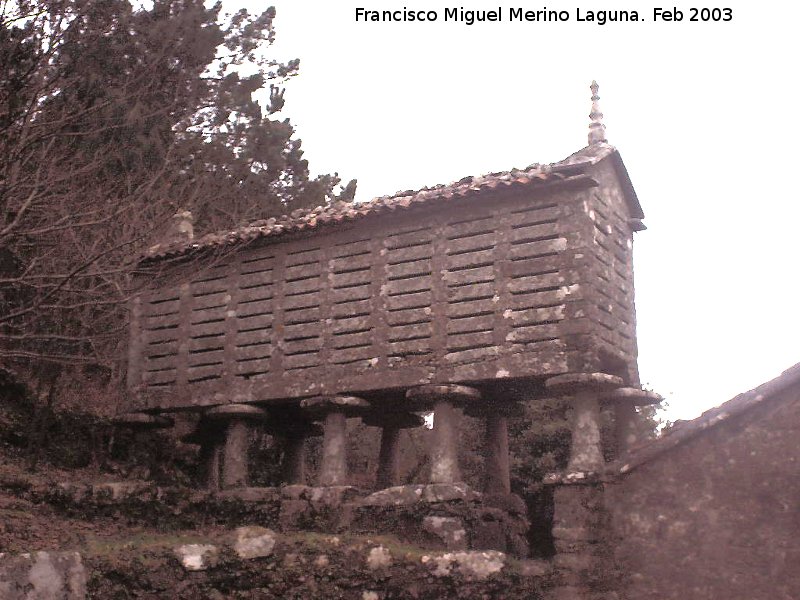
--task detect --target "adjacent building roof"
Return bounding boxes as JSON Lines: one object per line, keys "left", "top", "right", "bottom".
{"left": 613, "top": 361, "right": 800, "bottom": 475}
{"left": 144, "top": 142, "right": 641, "bottom": 262}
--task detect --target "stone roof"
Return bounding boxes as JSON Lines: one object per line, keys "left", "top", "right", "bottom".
{"left": 612, "top": 361, "right": 800, "bottom": 475}
{"left": 145, "top": 143, "right": 635, "bottom": 261}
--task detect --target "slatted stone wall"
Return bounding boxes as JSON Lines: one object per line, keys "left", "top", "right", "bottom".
{"left": 130, "top": 181, "right": 638, "bottom": 410}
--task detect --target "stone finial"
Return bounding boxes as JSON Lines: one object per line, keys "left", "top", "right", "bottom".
{"left": 171, "top": 209, "right": 194, "bottom": 242}
{"left": 588, "top": 80, "right": 607, "bottom": 145}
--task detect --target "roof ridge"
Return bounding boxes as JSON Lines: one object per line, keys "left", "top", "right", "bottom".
{"left": 143, "top": 149, "right": 608, "bottom": 261}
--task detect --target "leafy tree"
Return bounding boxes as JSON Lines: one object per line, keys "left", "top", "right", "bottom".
{"left": 0, "top": 0, "right": 355, "bottom": 373}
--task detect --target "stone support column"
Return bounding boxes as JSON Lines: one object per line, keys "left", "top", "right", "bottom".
{"left": 484, "top": 413, "right": 511, "bottom": 494}
{"left": 222, "top": 418, "right": 250, "bottom": 488}
{"left": 319, "top": 410, "right": 348, "bottom": 486}
{"left": 406, "top": 384, "right": 481, "bottom": 485}
{"left": 195, "top": 433, "right": 223, "bottom": 491}
{"left": 569, "top": 389, "right": 605, "bottom": 472}
{"left": 431, "top": 399, "right": 461, "bottom": 483}
{"left": 363, "top": 411, "right": 425, "bottom": 489}
{"left": 300, "top": 395, "right": 370, "bottom": 487}
{"left": 602, "top": 387, "right": 662, "bottom": 455}
{"left": 376, "top": 424, "right": 401, "bottom": 489}
{"left": 283, "top": 430, "right": 308, "bottom": 485}
{"left": 206, "top": 441, "right": 222, "bottom": 491}
{"left": 206, "top": 404, "right": 267, "bottom": 490}
{"left": 544, "top": 373, "right": 626, "bottom": 600}
{"left": 182, "top": 419, "right": 223, "bottom": 491}
{"left": 545, "top": 373, "right": 624, "bottom": 473}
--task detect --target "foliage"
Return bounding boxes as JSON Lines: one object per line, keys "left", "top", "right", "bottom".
{"left": 0, "top": 0, "right": 355, "bottom": 369}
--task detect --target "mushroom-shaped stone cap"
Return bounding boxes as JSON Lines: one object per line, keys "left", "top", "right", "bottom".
{"left": 405, "top": 384, "right": 481, "bottom": 409}
{"left": 602, "top": 387, "right": 662, "bottom": 406}
{"left": 361, "top": 411, "right": 425, "bottom": 429}
{"left": 205, "top": 403, "right": 268, "bottom": 422}
{"left": 299, "top": 395, "right": 370, "bottom": 418}
{"left": 545, "top": 372, "right": 624, "bottom": 395}
{"left": 112, "top": 412, "right": 174, "bottom": 429}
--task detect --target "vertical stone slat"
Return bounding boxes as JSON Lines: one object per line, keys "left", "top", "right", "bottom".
{"left": 484, "top": 413, "right": 511, "bottom": 494}
{"left": 493, "top": 205, "right": 513, "bottom": 356}
{"left": 370, "top": 235, "right": 389, "bottom": 369}
{"left": 318, "top": 239, "right": 333, "bottom": 375}
{"left": 176, "top": 281, "right": 193, "bottom": 401}
{"left": 269, "top": 248, "right": 287, "bottom": 376}
{"left": 318, "top": 411, "right": 347, "bottom": 486}
{"left": 223, "top": 255, "right": 242, "bottom": 389}
{"left": 429, "top": 214, "right": 448, "bottom": 369}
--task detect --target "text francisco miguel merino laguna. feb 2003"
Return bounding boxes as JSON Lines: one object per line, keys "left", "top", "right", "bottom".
{"left": 354, "top": 6, "right": 734, "bottom": 25}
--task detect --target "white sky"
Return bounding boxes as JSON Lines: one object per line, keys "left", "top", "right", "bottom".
{"left": 240, "top": 0, "right": 799, "bottom": 421}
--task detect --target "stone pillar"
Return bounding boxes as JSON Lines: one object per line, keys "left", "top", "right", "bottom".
{"left": 198, "top": 436, "right": 222, "bottom": 491}
{"left": 279, "top": 422, "right": 322, "bottom": 485}
{"left": 182, "top": 419, "right": 223, "bottom": 491}
{"left": 363, "top": 411, "right": 425, "bottom": 490}
{"left": 223, "top": 419, "right": 250, "bottom": 488}
{"left": 545, "top": 373, "right": 624, "bottom": 473}
{"left": 431, "top": 399, "right": 461, "bottom": 483}
{"left": 603, "top": 387, "right": 662, "bottom": 455}
{"left": 550, "top": 484, "right": 609, "bottom": 600}
{"left": 614, "top": 399, "right": 638, "bottom": 454}
{"left": 283, "top": 430, "right": 308, "bottom": 485}
{"left": 206, "top": 404, "right": 267, "bottom": 490}
{"left": 569, "top": 390, "right": 605, "bottom": 472}
{"left": 406, "top": 384, "right": 481, "bottom": 486}
{"left": 319, "top": 410, "right": 348, "bottom": 486}
{"left": 544, "top": 373, "right": 625, "bottom": 600}
{"left": 484, "top": 413, "right": 511, "bottom": 494}
{"left": 376, "top": 424, "right": 401, "bottom": 489}
{"left": 299, "top": 395, "right": 370, "bottom": 487}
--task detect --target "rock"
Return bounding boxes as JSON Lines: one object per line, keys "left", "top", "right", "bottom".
{"left": 308, "top": 485, "right": 360, "bottom": 507}
{"left": 483, "top": 493, "right": 527, "bottom": 515}
{"left": 422, "top": 550, "right": 506, "bottom": 580}
{"left": 366, "top": 546, "right": 392, "bottom": 570}
{"left": 232, "top": 526, "right": 277, "bottom": 560}
{"left": 422, "top": 516, "right": 467, "bottom": 550}
{"left": 92, "top": 481, "right": 150, "bottom": 501}
{"left": 278, "top": 499, "right": 311, "bottom": 530}
{"left": 0, "top": 551, "right": 86, "bottom": 600}
{"left": 361, "top": 484, "right": 425, "bottom": 507}
{"left": 362, "top": 592, "right": 380, "bottom": 600}
{"left": 472, "top": 520, "right": 505, "bottom": 551}
{"left": 281, "top": 484, "right": 311, "bottom": 500}
{"left": 218, "top": 487, "right": 279, "bottom": 503}
{"left": 314, "top": 554, "right": 330, "bottom": 568}
{"left": 422, "top": 482, "right": 480, "bottom": 503}
{"left": 518, "top": 559, "right": 553, "bottom": 577}
{"left": 174, "top": 544, "right": 218, "bottom": 571}
{"left": 361, "top": 483, "right": 480, "bottom": 507}
{"left": 553, "top": 552, "right": 593, "bottom": 572}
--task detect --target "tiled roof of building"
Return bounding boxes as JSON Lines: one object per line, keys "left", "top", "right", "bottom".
{"left": 144, "top": 143, "right": 627, "bottom": 261}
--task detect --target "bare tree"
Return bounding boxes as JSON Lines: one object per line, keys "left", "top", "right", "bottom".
{"left": 0, "top": 1, "right": 354, "bottom": 375}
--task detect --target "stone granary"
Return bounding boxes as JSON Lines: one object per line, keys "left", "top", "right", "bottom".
{"left": 120, "top": 83, "right": 654, "bottom": 500}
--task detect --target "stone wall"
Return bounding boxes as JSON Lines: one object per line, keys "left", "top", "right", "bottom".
{"left": 604, "top": 384, "right": 800, "bottom": 599}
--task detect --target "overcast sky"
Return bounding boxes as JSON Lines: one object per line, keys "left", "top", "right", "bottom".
{"left": 240, "top": 0, "right": 799, "bottom": 420}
